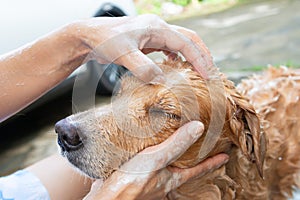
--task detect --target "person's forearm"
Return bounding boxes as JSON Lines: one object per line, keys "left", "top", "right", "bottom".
{"left": 0, "top": 15, "right": 214, "bottom": 122}
{"left": 0, "top": 24, "right": 90, "bottom": 122}
{"left": 26, "top": 154, "right": 93, "bottom": 200}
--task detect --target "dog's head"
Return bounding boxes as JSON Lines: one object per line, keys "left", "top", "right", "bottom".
{"left": 55, "top": 60, "right": 266, "bottom": 179}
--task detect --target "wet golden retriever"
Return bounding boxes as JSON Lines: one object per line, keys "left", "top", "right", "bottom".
{"left": 55, "top": 59, "right": 300, "bottom": 199}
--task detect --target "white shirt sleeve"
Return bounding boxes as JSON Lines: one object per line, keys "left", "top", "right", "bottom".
{"left": 0, "top": 170, "right": 50, "bottom": 200}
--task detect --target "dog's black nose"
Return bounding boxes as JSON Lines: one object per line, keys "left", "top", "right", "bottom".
{"left": 55, "top": 119, "right": 83, "bottom": 151}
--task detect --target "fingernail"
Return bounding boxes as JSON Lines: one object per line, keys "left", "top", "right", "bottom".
{"left": 191, "top": 57, "right": 208, "bottom": 79}
{"left": 187, "top": 121, "right": 204, "bottom": 142}
{"left": 195, "top": 66, "right": 209, "bottom": 80}
{"left": 216, "top": 157, "right": 229, "bottom": 169}
{"left": 222, "top": 157, "right": 229, "bottom": 165}
{"left": 150, "top": 75, "right": 166, "bottom": 84}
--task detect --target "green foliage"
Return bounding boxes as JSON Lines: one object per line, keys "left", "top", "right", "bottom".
{"left": 136, "top": 0, "right": 239, "bottom": 19}
{"left": 171, "top": 0, "right": 231, "bottom": 6}
{"left": 172, "top": 0, "right": 192, "bottom": 6}
{"left": 201, "top": 0, "right": 231, "bottom": 3}
{"left": 136, "top": 0, "right": 163, "bottom": 15}
{"left": 236, "top": 61, "right": 300, "bottom": 72}
{"left": 284, "top": 60, "right": 300, "bottom": 68}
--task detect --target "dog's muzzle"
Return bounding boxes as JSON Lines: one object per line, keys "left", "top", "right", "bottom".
{"left": 55, "top": 119, "right": 83, "bottom": 152}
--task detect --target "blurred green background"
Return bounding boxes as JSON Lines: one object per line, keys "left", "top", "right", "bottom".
{"left": 135, "top": 0, "right": 239, "bottom": 20}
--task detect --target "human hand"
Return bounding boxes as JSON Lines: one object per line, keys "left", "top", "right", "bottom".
{"left": 83, "top": 121, "right": 229, "bottom": 200}
{"left": 72, "top": 14, "right": 213, "bottom": 81}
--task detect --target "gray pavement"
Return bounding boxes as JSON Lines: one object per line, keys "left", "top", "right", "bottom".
{"left": 0, "top": 0, "right": 299, "bottom": 180}
{"left": 172, "top": 0, "right": 300, "bottom": 81}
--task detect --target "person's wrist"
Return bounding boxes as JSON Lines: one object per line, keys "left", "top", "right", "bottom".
{"left": 63, "top": 21, "right": 93, "bottom": 62}
{"left": 67, "top": 20, "right": 104, "bottom": 51}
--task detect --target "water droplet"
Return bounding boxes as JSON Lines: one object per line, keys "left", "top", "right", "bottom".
{"left": 16, "top": 82, "right": 25, "bottom": 86}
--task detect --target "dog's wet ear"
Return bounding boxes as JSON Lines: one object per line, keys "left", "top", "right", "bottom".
{"left": 229, "top": 94, "right": 267, "bottom": 178}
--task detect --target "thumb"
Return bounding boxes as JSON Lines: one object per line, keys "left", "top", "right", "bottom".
{"left": 116, "top": 50, "right": 165, "bottom": 83}
{"left": 83, "top": 179, "right": 104, "bottom": 200}
{"left": 119, "top": 121, "right": 205, "bottom": 173}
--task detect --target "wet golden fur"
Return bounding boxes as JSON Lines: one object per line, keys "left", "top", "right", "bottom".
{"left": 60, "top": 60, "right": 300, "bottom": 199}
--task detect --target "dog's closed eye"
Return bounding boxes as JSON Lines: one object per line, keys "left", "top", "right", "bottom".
{"left": 149, "top": 107, "right": 181, "bottom": 121}
{"left": 148, "top": 106, "right": 181, "bottom": 134}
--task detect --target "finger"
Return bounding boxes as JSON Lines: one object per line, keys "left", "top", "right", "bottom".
{"left": 83, "top": 179, "right": 104, "bottom": 200}
{"left": 137, "top": 122, "right": 204, "bottom": 166}
{"left": 169, "top": 153, "right": 229, "bottom": 186}
{"left": 170, "top": 25, "right": 215, "bottom": 78}
{"left": 119, "top": 121, "right": 204, "bottom": 173}
{"left": 142, "top": 121, "right": 204, "bottom": 156}
{"left": 145, "top": 27, "right": 210, "bottom": 79}
{"left": 171, "top": 25, "right": 212, "bottom": 59}
{"left": 116, "top": 50, "right": 165, "bottom": 83}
